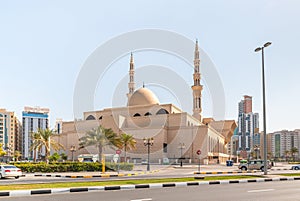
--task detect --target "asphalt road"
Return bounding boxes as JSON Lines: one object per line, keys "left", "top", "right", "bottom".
{"left": 0, "top": 165, "right": 297, "bottom": 185}
{"left": 3, "top": 180, "right": 300, "bottom": 201}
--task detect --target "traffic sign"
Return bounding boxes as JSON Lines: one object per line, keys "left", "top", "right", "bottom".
{"left": 116, "top": 150, "right": 121, "bottom": 155}
{"left": 196, "top": 150, "right": 201, "bottom": 155}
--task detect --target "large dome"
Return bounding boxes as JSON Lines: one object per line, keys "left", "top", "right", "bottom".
{"left": 128, "top": 88, "right": 159, "bottom": 106}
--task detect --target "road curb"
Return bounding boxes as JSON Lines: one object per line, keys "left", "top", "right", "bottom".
{"left": 193, "top": 170, "right": 257, "bottom": 174}
{"left": 33, "top": 170, "right": 159, "bottom": 178}
{"left": 1, "top": 176, "right": 300, "bottom": 197}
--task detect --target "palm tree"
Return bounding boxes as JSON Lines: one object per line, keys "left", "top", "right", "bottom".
{"left": 30, "top": 128, "right": 65, "bottom": 163}
{"left": 290, "top": 147, "right": 298, "bottom": 162}
{"left": 285, "top": 150, "right": 290, "bottom": 162}
{"left": 79, "top": 126, "right": 121, "bottom": 163}
{"left": 31, "top": 131, "right": 42, "bottom": 162}
{"left": 120, "top": 133, "right": 136, "bottom": 163}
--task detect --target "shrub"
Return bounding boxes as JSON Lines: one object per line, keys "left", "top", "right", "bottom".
{"left": 10, "top": 162, "right": 133, "bottom": 173}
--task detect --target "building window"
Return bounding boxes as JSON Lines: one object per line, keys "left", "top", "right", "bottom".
{"left": 163, "top": 143, "right": 167, "bottom": 153}
{"left": 144, "top": 112, "right": 152, "bottom": 116}
{"left": 133, "top": 113, "right": 141, "bottom": 117}
{"left": 156, "top": 109, "right": 169, "bottom": 115}
{"left": 86, "top": 115, "right": 96, "bottom": 120}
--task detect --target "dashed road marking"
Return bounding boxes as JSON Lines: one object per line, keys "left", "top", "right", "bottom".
{"left": 248, "top": 189, "right": 274, "bottom": 193}
{"left": 131, "top": 198, "right": 152, "bottom": 201}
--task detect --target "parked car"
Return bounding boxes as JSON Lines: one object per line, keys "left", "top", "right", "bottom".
{"left": 238, "top": 159, "right": 271, "bottom": 171}
{"left": 141, "top": 159, "right": 148, "bottom": 165}
{"left": 82, "top": 158, "right": 94, "bottom": 163}
{"left": 291, "top": 164, "right": 300, "bottom": 170}
{"left": 0, "top": 165, "right": 22, "bottom": 179}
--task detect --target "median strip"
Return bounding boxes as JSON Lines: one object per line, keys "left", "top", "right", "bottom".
{"left": 0, "top": 175, "right": 298, "bottom": 197}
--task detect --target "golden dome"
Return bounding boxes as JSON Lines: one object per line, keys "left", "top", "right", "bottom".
{"left": 128, "top": 88, "right": 159, "bottom": 106}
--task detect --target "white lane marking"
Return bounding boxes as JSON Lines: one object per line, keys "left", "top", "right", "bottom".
{"left": 248, "top": 189, "right": 274, "bottom": 193}
{"left": 131, "top": 199, "right": 152, "bottom": 201}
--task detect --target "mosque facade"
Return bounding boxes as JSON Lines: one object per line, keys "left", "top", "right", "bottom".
{"left": 55, "top": 41, "right": 237, "bottom": 164}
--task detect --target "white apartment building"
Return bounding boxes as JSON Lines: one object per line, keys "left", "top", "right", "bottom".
{"left": 270, "top": 130, "right": 300, "bottom": 159}
{"left": 22, "top": 106, "right": 49, "bottom": 160}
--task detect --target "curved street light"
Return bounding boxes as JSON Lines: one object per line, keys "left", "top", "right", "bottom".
{"left": 255, "top": 42, "right": 272, "bottom": 175}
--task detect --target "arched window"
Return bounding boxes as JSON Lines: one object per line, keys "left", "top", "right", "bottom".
{"left": 133, "top": 113, "right": 141, "bottom": 117}
{"left": 99, "top": 116, "right": 103, "bottom": 120}
{"left": 86, "top": 115, "right": 96, "bottom": 120}
{"left": 156, "top": 109, "right": 169, "bottom": 115}
{"left": 144, "top": 112, "right": 152, "bottom": 116}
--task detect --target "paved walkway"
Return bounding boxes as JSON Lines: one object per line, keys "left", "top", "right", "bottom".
{"left": 28, "top": 162, "right": 294, "bottom": 178}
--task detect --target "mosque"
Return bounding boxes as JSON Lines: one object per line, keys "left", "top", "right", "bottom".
{"left": 56, "top": 41, "right": 237, "bottom": 164}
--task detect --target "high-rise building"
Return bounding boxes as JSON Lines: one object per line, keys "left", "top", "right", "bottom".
{"left": 22, "top": 106, "right": 49, "bottom": 160}
{"left": 269, "top": 130, "right": 300, "bottom": 159}
{"left": 237, "top": 95, "right": 259, "bottom": 158}
{"left": 0, "top": 109, "right": 18, "bottom": 158}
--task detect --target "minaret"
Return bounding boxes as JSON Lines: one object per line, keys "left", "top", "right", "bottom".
{"left": 191, "top": 40, "right": 203, "bottom": 121}
{"left": 127, "top": 52, "right": 135, "bottom": 103}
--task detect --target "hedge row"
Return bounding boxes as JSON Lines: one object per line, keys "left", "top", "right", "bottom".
{"left": 10, "top": 162, "right": 134, "bottom": 173}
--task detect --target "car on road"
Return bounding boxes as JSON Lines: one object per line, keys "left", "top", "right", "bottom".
{"left": 82, "top": 158, "right": 94, "bottom": 163}
{"left": 291, "top": 164, "right": 300, "bottom": 170}
{"left": 141, "top": 159, "right": 148, "bottom": 165}
{"left": 0, "top": 165, "right": 22, "bottom": 179}
{"left": 238, "top": 159, "right": 271, "bottom": 171}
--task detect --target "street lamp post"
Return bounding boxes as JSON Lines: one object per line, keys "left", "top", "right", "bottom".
{"left": 70, "top": 145, "right": 76, "bottom": 162}
{"left": 254, "top": 145, "right": 260, "bottom": 159}
{"left": 255, "top": 42, "right": 272, "bottom": 175}
{"left": 143, "top": 137, "right": 154, "bottom": 171}
{"left": 178, "top": 143, "right": 185, "bottom": 167}
{"left": 6, "top": 144, "right": 11, "bottom": 162}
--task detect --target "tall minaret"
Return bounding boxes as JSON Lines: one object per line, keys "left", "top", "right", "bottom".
{"left": 127, "top": 52, "right": 135, "bottom": 103}
{"left": 191, "top": 40, "right": 203, "bottom": 121}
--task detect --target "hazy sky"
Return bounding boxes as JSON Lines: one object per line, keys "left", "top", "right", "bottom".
{"left": 1, "top": 0, "right": 299, "bottom": 133}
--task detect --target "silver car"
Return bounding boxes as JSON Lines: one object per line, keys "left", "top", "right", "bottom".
{"left": 238, "top": 160, "right": 271, "bottom": 171}
{"left": 0, "top": 165, "right": 22, "bottom": 179}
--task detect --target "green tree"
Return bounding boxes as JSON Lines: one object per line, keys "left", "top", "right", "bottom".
{"left": 0, "top": 144, "right": 6, "bottom": 158}
{"left": 14, "top": 151, "right": 22, "bottom": 162}
{"left": 120, "top": 133, "right": 136, "bottom": 163}
{"left": 79, "top": 126, "right": 121, "bottom": 163}
{"left": 30, "top": 128, "right": 65, "bottom": 163}
{"left": 290, "top": 147, "right": 298, "bottom": 162}
{"left": 49, "top": 152, "right": 60, "bottom": 162}
{"left": 60, "top": 153, "right": 68, "bottom": 161}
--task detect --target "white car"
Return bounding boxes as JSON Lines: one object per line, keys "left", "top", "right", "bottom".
{"left": 0, "top": 165, "right": 22, "bottom": 179}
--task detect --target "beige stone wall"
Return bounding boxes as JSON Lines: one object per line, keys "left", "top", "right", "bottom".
{"left": 54, "top": 103, "right": 231, "bottom": 163}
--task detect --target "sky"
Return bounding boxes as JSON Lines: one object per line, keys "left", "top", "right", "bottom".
{"left": 0, "top": 0, "right": 299, "bottom": 133}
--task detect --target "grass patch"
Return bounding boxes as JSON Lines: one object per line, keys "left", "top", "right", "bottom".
{"left": 278, "top": 173, "right": 300, "bottom": 177}
{"left": 0, "top": 175, "right": 261, "bottom": 191}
